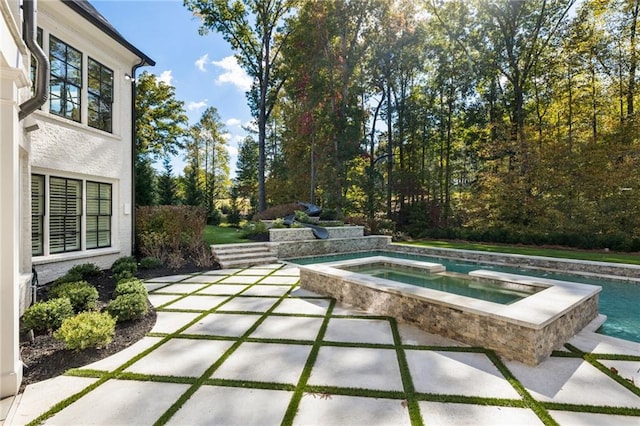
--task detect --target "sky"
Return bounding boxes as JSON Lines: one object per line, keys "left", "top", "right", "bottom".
{"left": 92, "top": 0, "right": 254, "bottom": 177}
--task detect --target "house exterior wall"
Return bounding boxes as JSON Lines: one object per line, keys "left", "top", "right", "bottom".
{"left": 1, "top": 0, "right": 151, "bottom": 398}
{"left": 30, "top": 0, "right": 140, "bottom": 284}
{"left": 1, "top": 0, "right": 30, "bottom": 399}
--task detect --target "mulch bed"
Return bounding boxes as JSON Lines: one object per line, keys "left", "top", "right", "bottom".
{"left": 19, "top": 262, "right": 209, "bottom": 392}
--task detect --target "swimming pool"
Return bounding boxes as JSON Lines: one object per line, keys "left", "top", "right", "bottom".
{"left": 289, "top": 250, "right": 640, "bottom": 343}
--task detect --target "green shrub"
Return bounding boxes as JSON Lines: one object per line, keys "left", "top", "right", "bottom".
{"left": 271, "top": 218, "right": 286, "bottom": 229}
{"left": 208, "top": 208, "right": 222, "bottom": 226}
{"left": 68, "top": 263, "right": 102, "bottom": 278}
{"left": 241, "top": 221, "right": 268, "bottom": 238}
{"left": 22, "top": 298, "right": 74, "bottom": 332}
{"left": 53, "top": 270, "right": 83, "bottom": 286}
{"left": 136, "top": 205, "right": 209, "bottom": 266}
{"left": 111, "top": 256, "right": 138, "bottom": 282}
{"left": 106, "top": 293, "right": 148, "bottom": 322}
{"left": 53, "top": 311, "right": 116, "bottom": 350}
{"left": 319, "top": 208, "right": 338, "bottom": 220}
{"left": 48, "top": 281, "right": 99, "bottom": 313}
{"left": 138, "top": 256, "right": 162, "bottom": 269}
{"left": 294, "top": 210, "right": 311, "bottom": 223}
{"left": 227, "top": 208, "right": 242, "bottom": 226}
{"left": 114, "top": 278, "right": 147, "bottom": 298}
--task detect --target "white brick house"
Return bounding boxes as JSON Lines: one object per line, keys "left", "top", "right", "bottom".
{"left": 1, "top": 0, "right": 153, "bottom": 398}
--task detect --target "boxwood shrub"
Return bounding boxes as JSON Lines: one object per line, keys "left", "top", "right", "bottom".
{"left": 106, "top": 293, "right": 148, "bottom": 322}
{"left": 22, "top": 298, "right": 74, "bottom": 332}
{"left": 53, "top": 311, "right": 116, "bottom": 350}
{"left": 48, "top": 281, "right": 99, "bottom": 313}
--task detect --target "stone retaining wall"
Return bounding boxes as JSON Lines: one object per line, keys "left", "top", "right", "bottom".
{"left": 275, "top": 235, "right": 391, "bottom": 259}
{"left": 269, "top": 226, "right": 364, "bottom": 242}
{"left": 391, "top": 244, "right": 640, "bottom": 280}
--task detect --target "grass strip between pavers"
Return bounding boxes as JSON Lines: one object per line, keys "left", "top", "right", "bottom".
{"left": 413, "top": 392, "right": 526, "bottom": 407}
{"left": 389, "top": 317, "right": 423, "bottom": 426}
{"left": 485, "top": 350, "right": 560, "bottom": 426}
{"left": 27, "top": 266, "right": 285, "bottom": 426}
{"left": 541, "top": 402, "right": 640, "bottom": 417}
{"left": 565, "top": 343, "right": 640, "bottom": 398}
{"left": 280, "top": 300, "right": 335, "bottom": 425}
{"left": 153, "top": 269, "right": 296, "bottom": 425}
{"left": 203, "top": 378, "right": 297, "bottom": 392}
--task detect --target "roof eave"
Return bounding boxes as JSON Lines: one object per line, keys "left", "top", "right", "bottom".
{"left": 62, "top": 0, "right": 155, "bottom": 67}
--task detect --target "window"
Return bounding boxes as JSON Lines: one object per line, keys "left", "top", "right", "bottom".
{"left": 86, "top": 181, "right": 112, "bottom": 249}
{"left": 49, "top": 177, "right": 82, "bottom": 253}
{"left": 49, "top": 36, "right": 82, "bottom": 122}
{"left": 88, "top": 58, "right": 113, "bottom": 132}
{"left": 31, "top": 175, "right": 45, "bottom": 256}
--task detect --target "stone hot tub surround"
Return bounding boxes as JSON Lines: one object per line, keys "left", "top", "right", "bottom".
{"left": 299, "top": 256, "right": 601, "bottom": 365}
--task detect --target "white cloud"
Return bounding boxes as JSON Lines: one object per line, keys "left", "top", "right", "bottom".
{"left": 195, "top": 53, "right": 209, "bottom": 72}
{"left": 226, "top": 118, "right": 242, "bottom": 127}
{"left": 157, "top": 70, "right": 173, "bottom": 86}
{"left": 227, "top": 145, "right": 239, "bottom": 156}
{"left": 212, "top": 56, "right": 253, "bottom": 92}
{"left": 187, "top": 99, "right": 208, "bottom": 111}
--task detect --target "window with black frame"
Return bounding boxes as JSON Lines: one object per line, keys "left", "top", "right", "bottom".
{"left": 49, "top": 177, "right": 82, "bottom": 253}
{"left": 49, "top": 35, "right": 82, "bottom": 122}
{"left": 88, "top": 58, "right": 113, "bottom": 132}
{"left": 31, "top": 174, "right": 45, "bottom": 256}
{"left": 86, "top": 181, "right": 112, "bottom": 249}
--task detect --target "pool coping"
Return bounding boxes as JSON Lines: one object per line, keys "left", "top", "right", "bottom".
{"left": 299, "top": 256, "right": 602, "bottom": 365}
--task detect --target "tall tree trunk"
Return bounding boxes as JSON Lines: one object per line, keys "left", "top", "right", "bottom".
{"left": 628, "top": 0, "right": 639, "bottom": 117}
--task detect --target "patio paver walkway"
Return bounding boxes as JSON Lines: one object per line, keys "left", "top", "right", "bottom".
{"left": 5, "top": 264, "right": 640, "bottom": 425}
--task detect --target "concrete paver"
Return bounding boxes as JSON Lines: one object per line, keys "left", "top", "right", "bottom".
{"left": 241, "top": 285, "right": 292, "bottom": 297}
{"left": 250, "top": 315, "right": 324, "bottom": 341}
{"left": 549, "top": 410, "right": 640, "bottom": 425}
{"left": 151, "top": 283, "right": 208, "bottom": 294}
{"left": 163, "top": 295, "right": 228, "bottom": 311}
{"left": 294, "top": 394, "right": 411, "bottom": 426}
{"left": 407, "top": 350, "right": 522, "bottom": 399}
{"left": 272, "top": 297, "right": 330, "bottom": 315}
{"left": 419, "top": 401, "right": 544, "bottom": 425}
{"left": 124, "top": 338, "right": 233, "bottom": 377}
{"left": 79, "top": 336, "right": 163, "bottom": 372}
{"left": 150, "top": 311, "right": 201, "bottom": 334}
{"left": 182, "top": 313, "right": 261, "bottom": 337}
{"left": 218, "top": 296, "right": 279, "bottom": 313}
{"left": 166, "top": 386, "right": 292, "bottom": 426}
{"left": 308, "top": 346, "right": 404, "bottom": 391}
{"left": 324, "top": 318, "right": 394, "bottom": 345}
{"left": 211, "top": 342, "right": 312, "bottom": 385}
{"left": 507, "top": 357, "right": 640, "bottom": 408}
{"left": 46, "top": 380, "right": 189, "bottom": 425}
{"left": 196, "top": 284, "right": 250, "bottom": 295}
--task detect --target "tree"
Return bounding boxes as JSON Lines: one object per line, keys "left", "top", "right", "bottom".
{"left": 197, "top": 107, "right": 230, "bottom": 221}
{"left": 235, "top": 136, "right": 259, "bottom": 213}
{"left": 134, "top": 71, "right": 188, "bottom": 205}
{"left": 157, "top": 157, "right": 177, "bottom": 205}
{"left": 185, "top": 0, "right": 298, "bottom": 212}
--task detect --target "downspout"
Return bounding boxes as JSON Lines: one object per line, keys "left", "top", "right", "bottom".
{"left": 19, "top": 0, "right": 49, "bottom": 121}
{"left": 130, "top": 60, "right": 144, "bottom": 255}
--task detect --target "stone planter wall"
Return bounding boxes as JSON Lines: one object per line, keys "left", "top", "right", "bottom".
{"left": 274, "top": 235, "right": 391, "bottom": 259}
{"left": 269, "top": 226, "right": 364, "bottom": 242}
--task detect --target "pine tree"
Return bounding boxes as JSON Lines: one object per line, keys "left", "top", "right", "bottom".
{"left": 157, "top": 157, "right": 177, "bottom": 205}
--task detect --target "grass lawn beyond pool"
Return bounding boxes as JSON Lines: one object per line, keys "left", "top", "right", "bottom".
{"left": 204, "top": 225, "right": 250, "bottom": 245}
{"left": 403, "top": 240, "right": 640, "bottom": 266}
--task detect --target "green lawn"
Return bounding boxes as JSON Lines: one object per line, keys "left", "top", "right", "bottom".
{"left": 402, "top": 240, "right": 640, "bottom": 265}
{"left": 203, "top": 225, "right": 250, "bottom": 245}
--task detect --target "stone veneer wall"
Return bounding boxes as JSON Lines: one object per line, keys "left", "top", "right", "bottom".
{"left": 300, "top": 268, "right": 599, "bottom": 365}
{"left": 269, "top": 226, "right": 365, "bottom": 242}
{"left": 275, "top": 235, "right": 391, "bottom": 259}
{"left": 391, "top": 244, "right": 640, "bottom": 280}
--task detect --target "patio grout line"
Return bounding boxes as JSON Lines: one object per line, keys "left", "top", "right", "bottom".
{"left": 389, "top": 317, "right": 423, "bottom": 425}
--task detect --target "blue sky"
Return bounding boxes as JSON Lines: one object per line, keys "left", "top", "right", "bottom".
{"left": 92, "top": 0, "right": 254, "bottom": 177}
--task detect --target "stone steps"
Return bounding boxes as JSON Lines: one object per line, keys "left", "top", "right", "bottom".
{"left": 211, "top": 243, "right": 278, "bottom": 269}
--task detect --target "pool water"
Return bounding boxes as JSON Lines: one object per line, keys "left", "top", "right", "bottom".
{"left": 290, "top": 250, "right": 640, "bottom": 343}
{"left": 341, "top": 263, "right": 532, "bottom": 304}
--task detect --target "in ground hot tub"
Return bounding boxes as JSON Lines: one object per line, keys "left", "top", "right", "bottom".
{"left": 299, "top": 256, "right": 601, "bottom": 365}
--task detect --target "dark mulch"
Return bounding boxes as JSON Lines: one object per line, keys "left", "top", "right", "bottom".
{"left": 19, "top": 262, "right": 211, "bottom": 392}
